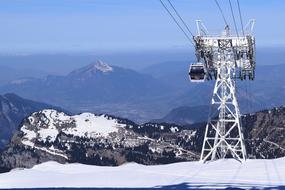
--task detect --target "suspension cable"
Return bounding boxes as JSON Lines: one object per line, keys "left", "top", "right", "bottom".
{"left": 158, "top": 0, "right": 195, "bottom": 46}
{"left": 229, "top": 0, "right": 239, "bottom": 37}
{"left": 214, "top": 0, "right": 229, "bottom": 27}
{"left": 237, "top": 0, "right": 245, "bottom": 36}
{"left": 166, "top": 0, "right": 195, "bottom": 37}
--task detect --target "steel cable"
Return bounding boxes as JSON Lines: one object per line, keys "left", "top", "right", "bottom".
{"left": 159, "top": 0, "right": 195, "bottom": 46}
{"left": 237, "top": 0, "right": 245, "bottom": 36}
{"left": 167, "top": 0, "right": 195, "bottom": 37}
{"left": 214, "top": 0, "right": 229, "bottom": 27}
{"left": 229, "top": 0, "right": 239, "bottom": 37}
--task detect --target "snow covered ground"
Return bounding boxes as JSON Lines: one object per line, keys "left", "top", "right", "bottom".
{"left": 0, "top": 158, "right": 284, "bottom": 189}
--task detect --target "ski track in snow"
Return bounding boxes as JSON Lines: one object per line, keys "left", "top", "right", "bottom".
{"left": 0, "top": 158, "right": 284, "bottom": 189}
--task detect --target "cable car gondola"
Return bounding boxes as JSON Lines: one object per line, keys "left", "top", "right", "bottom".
{"left": 189, "top": 62, "right": 207, "bottom": 82}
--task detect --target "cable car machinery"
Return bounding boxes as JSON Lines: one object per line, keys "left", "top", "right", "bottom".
{"left": 159, "top": 0, "right": 256, "bottom": 163}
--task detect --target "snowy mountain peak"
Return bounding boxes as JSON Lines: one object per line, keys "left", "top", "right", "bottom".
{"left": 68, "top": 60, "right": 113, "bottom": 78}
{"left": 93, "top": 60, "right": 113, "bottom": 73}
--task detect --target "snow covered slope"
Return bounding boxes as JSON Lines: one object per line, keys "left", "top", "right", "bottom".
{"left": 22, "top": 109, "right": 126, "bottom": 144}
{"left": 0, "top": 109, "right": 199, "bottom": 171}
{"left": 0, "top": 158, "right": 284, "bottom": 189}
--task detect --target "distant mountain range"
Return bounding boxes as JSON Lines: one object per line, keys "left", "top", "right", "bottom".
{"left": 141, "top": 61, "right": 285, "bottom": 114}
{"left": 0, "top": 65, "right": 47, "bottom": 85}
{"left": 0, "top": 60, "right": 285, "bottom": 123}
{"left": 0, "top": 61, "right": 173, "bottom": 122}
{"left": 0, "top": 93, "right": 63, "bottom": 149}
{"left": 0, "top": 105, "right": 284, "bottom": 172}
{"left": 2, "top": 60, "right": 164, "bottom": 103}
{"left": 152, "top": 105, "right": 210, "bottom": 125}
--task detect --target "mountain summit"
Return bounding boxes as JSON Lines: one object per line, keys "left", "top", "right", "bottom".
{"left": 93, "top": 60, "right": 113, "bottom": 73}
{"left": 68, "top": 60, "right": 113, "bottom": 78}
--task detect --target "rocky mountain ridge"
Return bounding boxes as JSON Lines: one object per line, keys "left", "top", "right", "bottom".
{"left": 0, "top": 105, "right": 284, "bottom": 172}
{"left": 0, "top": 109, "right": 199, "bottom": 172}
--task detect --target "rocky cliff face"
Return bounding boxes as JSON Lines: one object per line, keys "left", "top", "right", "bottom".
{"left": 0, "top": 106, "right": 284, "bottom": 172}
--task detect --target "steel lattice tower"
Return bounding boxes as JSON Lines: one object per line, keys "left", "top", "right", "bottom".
{"left": 200, "top": 41, "right": 246, "bottom": 162}
{"left": 189, "top": 20, "right": 256, "bottom": 163}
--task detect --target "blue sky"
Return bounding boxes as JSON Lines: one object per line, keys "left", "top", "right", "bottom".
{"left": 0, "top": 0, "right": 284, "bottom": 53}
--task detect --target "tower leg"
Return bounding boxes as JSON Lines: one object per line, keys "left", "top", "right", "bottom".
{"left": 200, "top": 62, "right": 247, "bottom": 163}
